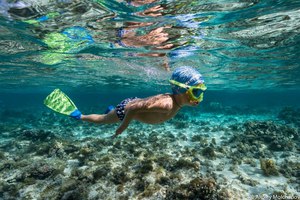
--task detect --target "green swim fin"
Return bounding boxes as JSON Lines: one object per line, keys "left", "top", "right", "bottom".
{"left": 44, "top": 89, "right": 78, "bottom": 116}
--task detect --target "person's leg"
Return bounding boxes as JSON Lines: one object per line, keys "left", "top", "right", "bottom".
{"left": 81, "top": 110, "right": 119, "bottom": 124}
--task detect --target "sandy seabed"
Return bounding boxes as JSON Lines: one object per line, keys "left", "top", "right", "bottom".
{"left": 0, "top": 106, "right": 299, "bottom": 200}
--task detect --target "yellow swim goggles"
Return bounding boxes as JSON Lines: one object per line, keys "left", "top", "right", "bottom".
{"left": 170, "top": 80, "right": 207, "bottom": 102}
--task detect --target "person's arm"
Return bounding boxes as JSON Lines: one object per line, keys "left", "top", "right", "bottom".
{"left": 112, "top": 109, "right": 135, "bottom": 138}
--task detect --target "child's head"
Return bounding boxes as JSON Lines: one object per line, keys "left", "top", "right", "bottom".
{"left": 170, "top": 66, "right": 206, "bottom": 105}
{"left": 170, "top": 66, "right": 204, "bottom": 94}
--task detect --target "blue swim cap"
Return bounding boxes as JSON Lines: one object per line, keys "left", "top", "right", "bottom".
{"left": 170, "top": 66, "right": 204, "bottom": 94}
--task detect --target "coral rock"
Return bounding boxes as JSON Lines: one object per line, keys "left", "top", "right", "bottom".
{"left": 166, "top": 177, "right": 217, "bottom": 200}
{"left": 260, "top": 158, "right": 279, "bottom": 176}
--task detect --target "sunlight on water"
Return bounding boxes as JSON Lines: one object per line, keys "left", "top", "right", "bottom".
{"left": 0, "top": 0, "right": 299, "bottom": 91}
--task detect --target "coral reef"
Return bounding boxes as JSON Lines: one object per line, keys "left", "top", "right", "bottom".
{"left": 27, "top": 162, "right": 56, "bottom": 179}
{"left": 165, "top": 177, "right": 217, "bottom": 200}
{"left": 0, "top": 108, "right": 299, "bottom": 199}
{"left": 202, "top": 146, "right": 216, "bottom": 159}
{"left": 18, "top": 129, "right": 57, "bottom": 142}
{"left": 260, "top": 158, "right": 279, "bottom": 176}
{"left": 244, "top": 121, "right": 298, "bottom": 151}
{"left": 225, "top": 121, "right": 299, "bottom": 161}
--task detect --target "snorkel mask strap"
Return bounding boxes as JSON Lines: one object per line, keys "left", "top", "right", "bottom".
{"left": 169, "top": 80, "right": 190, "bottom": 89}
{"left": 170, "top": 79, "right": 207, "bottom": 90}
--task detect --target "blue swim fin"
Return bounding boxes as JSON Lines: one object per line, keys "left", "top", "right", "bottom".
{"left": 105, "top": 105, "right": 115, "bottom": 114}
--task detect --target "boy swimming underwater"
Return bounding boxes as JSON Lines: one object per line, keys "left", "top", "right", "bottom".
{"left": 44, "top": 66, "right": 206, "bottom": 138}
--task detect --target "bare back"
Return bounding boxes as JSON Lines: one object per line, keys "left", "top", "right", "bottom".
{"left": 125, "top": 94, "right": 180, "bottom": 124}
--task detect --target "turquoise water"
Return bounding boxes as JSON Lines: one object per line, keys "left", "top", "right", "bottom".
{"left": 0, "top": 0, "right": 300, "bottom": 199}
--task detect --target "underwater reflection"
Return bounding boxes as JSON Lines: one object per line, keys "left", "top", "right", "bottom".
{"left": 112, "top": 0, "right": 202, "bottom": 70}
{"left": 4, "top": 0, "right": 202, "bottom": 70}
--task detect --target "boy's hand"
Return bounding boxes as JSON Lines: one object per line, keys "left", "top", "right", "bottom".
{"left": 111, "top": 133, "right": 119, "bottom": 139}
{"left": 112, "top": 109, "right": 133, "bottom": 139}
{"left": 112, "top": 127, "right": 125, "bottom": 139}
